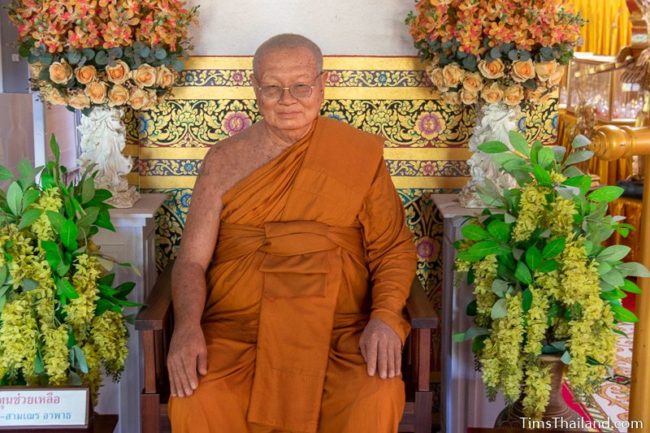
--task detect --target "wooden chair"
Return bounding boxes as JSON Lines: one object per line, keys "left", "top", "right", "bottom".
{"left": 136, "top": 262, "right": 439, "bottom": 433}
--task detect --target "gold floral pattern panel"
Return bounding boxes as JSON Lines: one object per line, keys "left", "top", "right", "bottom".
{"left": 125, "top": 57, "right": 558, "bottom": 396}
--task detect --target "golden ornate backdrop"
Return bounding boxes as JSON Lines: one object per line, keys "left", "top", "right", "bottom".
{"left": 124, "top": 57, "right": 558, "bottom": 410}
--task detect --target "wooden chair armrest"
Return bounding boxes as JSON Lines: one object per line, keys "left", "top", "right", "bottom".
{"left": 135, "top": 260, "right": 174, "bottom": 332}
{"left": 406, "top": 277, "right": 439, "bottom": 330}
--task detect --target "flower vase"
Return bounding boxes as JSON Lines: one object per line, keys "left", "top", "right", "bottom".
{"left": 77, "top": 106, "right": 139, "bottom": 208}
{"left": 458, "top": 103, "right": 519, "bottom": 208}
{"left": 494, "top": 355, "right": 584, "bottom": 430}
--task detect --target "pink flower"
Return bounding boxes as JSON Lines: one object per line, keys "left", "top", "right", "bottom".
{"left": 221, "top": 111, "right": 252, "bottom": 136}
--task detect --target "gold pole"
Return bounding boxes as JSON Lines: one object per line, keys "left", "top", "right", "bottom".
{"left": 590, "top": 126, "right": 650, "bottom": 432}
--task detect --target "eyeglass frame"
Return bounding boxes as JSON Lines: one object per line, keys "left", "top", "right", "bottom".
{"left": 254, "top": 71, "right": 326, "bottom": 101}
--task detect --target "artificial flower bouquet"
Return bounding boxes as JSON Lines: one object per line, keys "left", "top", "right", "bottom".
{"left": 7, "top": 0, "right": 199, "bottom": 113}
{"left": 406, "top": 0, "right": 584, "bottom": 106}
{"left": 454, "top": 132, "right": 649, "bottom": 418}
{"left": 0, "top": 136, "right": 137, "bottom": 403}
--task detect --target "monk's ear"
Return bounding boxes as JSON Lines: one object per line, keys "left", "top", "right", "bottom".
{"left": 319, "top": 71, "right": 329, "bottom": 90}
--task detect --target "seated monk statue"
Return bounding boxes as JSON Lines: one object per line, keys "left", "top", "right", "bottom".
{"left": 167, "top": 33, "right": 417, "bottom": 433}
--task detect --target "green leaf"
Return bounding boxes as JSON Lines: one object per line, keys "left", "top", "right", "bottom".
{"left": 49, "top": 135, "right": 60, "bottom": 163}
{"left": 73, "top": 346, "right": 89, "bottom": 373}
{"left": 542, "top": 238, "right": 565, "bottom": 259}
{"left": 618, "top": 262, "right": 650, "bottom": 277}
{"left": 525, "top": 246, "right": 542, "bottom": 271}
{"left": 0, "top": 165, "right": 13, "bottom": 181}
{"left": 461, "top": 224, "right": 489, "bottom": 241}
{"left": 602, "top": 269, "right": 625, "bottom": 288}
{"left": 563, "top": 165, "right": 584, "bottom": 178}
{"left": 453, "top": 332, "right": 466, "bottom": 343}
{"left": 533, "top": 165, "right": 552, "bottom": 186}
{"left": 466, "top": 299, "right": 478, "bottom": 316}
{"left": 522, "top": 287, "right": 533, "bottom": 312}
{"left": 622, "top": 279, "right": 642, "bottom": 294}
{"left": 0, "top": 265, "right": 7, "bottom": 286}
{"left": 551, "top": 146, "right": 566, "bottom": 162}
{"left": 572, "top": 134, "right": 591, "bottom": 149}
{"left": 562, "top": 175, "right": 592, "bottom": 196}
{"left": 60, "top": 220, "right": 79, "bottom": 251}
{"left": 491, "top": 298, "right": 507, "bottom": 319}
{"left": 515, "top": 261, "right": 533, "bottom": 285}
{"left": 21, "top": 278, "right": 39, "bottom": 291}
{"left": 468, "top": 240, "right": 500, "bottom": 259}
{"left": 508, "top": 130, "right": 530, "bottom": 157}
{"left": 538, "top": 260, "right": 559, "bottom": 273}
{"left": 56, "top": 278, "right": 79, "bottom": 301}
{"left": 34, "top": 351, "right": 45, "bottom": 375}
{"left": 564, "top": 150, "right": 594, "bottom": 166}
{"left": 601, "top": 288, "right": 626, "bottom": 301}
{"left": 597, "top": 245, "right": 631, "bottom": 263}
{"left": 478, "top": 140, "right": 509, "bottom": 153}
{"left": 22, "top": 189, "right": 41, "bottom": 209}
{"left": 457, "top": 250, "right": 482, "bottom": 262}
{"left": 588, "top": 186, "right": 624, "bottom": 203}
{"left": 95, "top": 208, "right": 116, "bottom": 232}
{"left": 611, "top": 304, "right": 638, "bottom": 323}
{"left": 7, "top": 182, "right": 23, "bottom": 215}
{"left": 598, "top": 261, "right": 613, "bottom": 276}
{"left": 18, "top": 208, "right": 43, "bottom": 230}
{"left": 81, "top": 178, "right": 95, "bottom": 204}
{"left": 46, "top": 211, "right": 66, "bottom": 233}
{"left": 40, "top": 240, "right": 62, "bottom": 271}
{"left": 561, "top": 350, "right": 572, "bottom": 364}
{"left": 487, "top": 220, "right": 511, "bottom": 242}
{"left": 491, "top": 279, "right": 509, "bottom": 297}
{"left": 537, "top": 147, "right": 555, "bottom": 169}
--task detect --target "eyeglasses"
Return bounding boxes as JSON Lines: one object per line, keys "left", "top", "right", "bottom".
{"left": 256, "top": 72, "right": 324, "bottom": 100}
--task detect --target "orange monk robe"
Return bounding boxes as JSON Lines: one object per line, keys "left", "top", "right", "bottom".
{"left": 169, "top": 117, "right": 417, "bottom": 433}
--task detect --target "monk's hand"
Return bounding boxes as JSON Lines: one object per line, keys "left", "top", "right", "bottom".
{"left": 167, "top": 324, "right": 208, "bottom": 398}
{"left": 359, "top": 318, "right": 402, "bottom": 379}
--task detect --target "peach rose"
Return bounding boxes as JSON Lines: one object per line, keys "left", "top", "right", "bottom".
{"left": 42, "top": 87, "right": 67, "bottom": 105}
{"left": 442, "top": 63, "right": 465, "bottom": 87}
{"left": 462, "top": 72, "right": 484, "bottom": 93}
{"left": 460, "top": 89, "right": 478, "bottom": 105}
{"left": 428, "top": 67, "right": 447, "bottom": 91}
{"left": 481, "top": 82, "right": 504, "bottom": 104}
{"left": 503, "top": 84, "right": 525, "bottom": 107}
{"left": 68, "top": 92, "right": 91, "bottom": 110}
{"left": 129, "top": 88, "right": 149, "bottom": 110}
{"left": 75, "top": 65, "right": 97, "bottom": 85}
{"left": 156, "top": 65, "right": 175, "bottom": 88}
{"left": 106, "top": 60, "right": 130, "bottom": 84}
{"left": 133, "top": 64, "right": 157, "bottom": 87}
{"left": 85, "top": 81, "right": 108, "bottom": 104}
{"left": 547, "top": 66, "right": 566, "bottom": 87}
{"left": 49, "top": 61, "right": 73, "bottom": 85}
{"left": 442, "top": 91, "right": 461, "bottom": 106}
{"left": 108, "top": 85, "right": 129, "bottom": 107}
{"left": 511, "top": 59, "right": 536, "bottom": 83}
{"left": 534, "top": 61, "right": 558, "bottom": 82}
{"left": 478, "top": 58, "right": 505, "bottom": 79}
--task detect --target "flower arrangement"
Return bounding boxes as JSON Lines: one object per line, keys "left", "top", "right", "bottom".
{"left": 406, "top": 0, "right": 585, "bottom": 107}
{"left": 454, "top": 132, "right": 649, "bottom": 418}
{"left": 0, "top": 136, "right": 137, "bottom": 403}
{"left": 7, "top": 0, "right": 199, "bottom": 113}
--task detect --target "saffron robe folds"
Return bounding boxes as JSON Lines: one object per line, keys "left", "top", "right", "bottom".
{"left": 169, "top": 117, "right": 417, "bottom": 433}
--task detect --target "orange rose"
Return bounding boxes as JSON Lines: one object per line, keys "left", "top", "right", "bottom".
{"left": 49, "top": 61, "right": 73, "bottom": 85}
{"left": 108, "top": 85, "right": 129, "bottom": 107}
{"left": 75, "top": 65, "right": 97, "bottom": 85}
{"left": 460, "top": 89, "right": 478, "bottom": 105}
{"left": 156, "top": 65, "right": 175, "bottom": 88}
{"left": 106, "top": 60, "right": 130, "bottom": 84}
{"left": 133, "top": 64, "right": 157, "bottom": 87}
{"left": 442, "top": 91, "right": 461, "bottom": 106}
{"left": 478, "top": 59, "right": 505, "bottom": 79}
{"left": 462, "top": 72, "right": 484, "bottom": 93}
{"left": 481, "top": 82, "right": 504, "bottom": 104}
{"left": 129, "top": 88, "right": 149, "bottom": 110}
{"left": 511, "top": 59, "right": 536, "bottom": 83}
{"left": 503, "top": 84, "right": 524, "bottom": 107}
{"left": 68, "top": 92, "right": 91, "bottom": 110}
{"left": 534, "top": 61, "right": 558, "bottom": 82}
{"left": 85, "top": 81, "right": 108, "bottom": 104}
{"left": 428, "top": 66, "right": 447, "bottom": 91}
{"left": 442, "top": 63, "right": 465, "bottom": 87}
{"left": 547, "top": 66, "right": 565, "bottom": 87}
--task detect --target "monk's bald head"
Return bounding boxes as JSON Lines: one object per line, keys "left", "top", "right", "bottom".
{"left": 253, "top": 34, "right": 323, "bottom": 77}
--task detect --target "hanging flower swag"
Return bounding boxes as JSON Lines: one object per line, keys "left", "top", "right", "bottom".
{"left": 454, "top": 132, "right": 650, "bottom": 418}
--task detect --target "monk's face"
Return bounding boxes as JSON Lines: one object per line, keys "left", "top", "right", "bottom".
{"left": 253, "top": 47, "right": 326, "bottom": 136}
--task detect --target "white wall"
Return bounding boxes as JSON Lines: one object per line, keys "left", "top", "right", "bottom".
{"left": 189, "top": 0, "right": 418, "bottom": 56}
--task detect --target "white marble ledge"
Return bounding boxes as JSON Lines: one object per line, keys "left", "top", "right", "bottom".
{"left": 431, "top": 194, "right": 485, "bottom": 219}
{"left": 107, "top": 193, "right": 168, "bottom": 221}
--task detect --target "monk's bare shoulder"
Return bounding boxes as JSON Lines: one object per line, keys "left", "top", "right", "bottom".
{"left": 198, "top": 124, "right": 266, "bottom": 196}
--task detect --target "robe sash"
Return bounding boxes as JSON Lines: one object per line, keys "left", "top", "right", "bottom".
{"left": 215, "top": 221, "right": 365, "bottom": 433}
